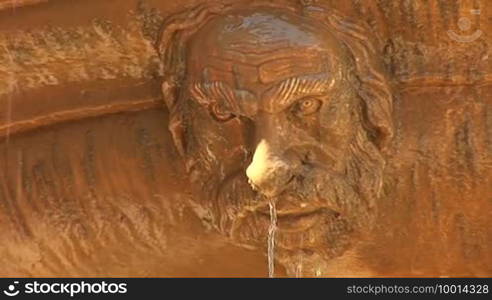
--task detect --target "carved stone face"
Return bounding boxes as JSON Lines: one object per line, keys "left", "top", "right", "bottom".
{"left": 175, "top": 8, "right": 385, "bottom": 274}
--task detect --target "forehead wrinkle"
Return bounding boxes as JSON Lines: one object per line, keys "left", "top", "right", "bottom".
{"left": 190, "top": 80, "right": 258, "bottom": 117}
{"left": 258, "top": 54, "right": 327, "bottom": 84}
{"left": 205, "top": 55, "right": 260, "bottom": 68}
{"left": 204, "top": 46, "right": 325, "bottom": 67}
{"left": 201, "top": 51, "right": 333, "bottom": 88}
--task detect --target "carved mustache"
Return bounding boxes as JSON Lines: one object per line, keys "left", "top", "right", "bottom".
{"left": 218, "top": 158, "right": 350, "bottom": 216}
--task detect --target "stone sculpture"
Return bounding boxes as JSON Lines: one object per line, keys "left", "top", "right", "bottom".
{"left": 0, "top": 0, "right": 490, "bottom": 277}
{"left": 158, "top": 2, "right": 393, "bottom": 275}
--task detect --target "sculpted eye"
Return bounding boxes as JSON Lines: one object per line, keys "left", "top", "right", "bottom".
{"left": 293, "top": 98, "right": 322, "bottom": 116}
{"left": 211, "top": 103, "right": 235, "bottom": 122}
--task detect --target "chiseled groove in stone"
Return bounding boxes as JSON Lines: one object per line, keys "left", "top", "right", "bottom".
{"left": 0, "top": 97, "right": 162, "bottom": 139}
{"left": 0, "top": 0, "right": 47, "bottom": 11}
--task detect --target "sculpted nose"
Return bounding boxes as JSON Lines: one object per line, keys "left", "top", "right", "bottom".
{"left": 246, "top": 139, "right": 293, "bottom": 197}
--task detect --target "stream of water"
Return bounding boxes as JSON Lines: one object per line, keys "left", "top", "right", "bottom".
{"left": 267, "top": 200, "right": 277, "bottom": 278}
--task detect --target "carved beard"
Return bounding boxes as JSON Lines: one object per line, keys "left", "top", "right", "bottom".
{"left": 184, "top": 117, "right": 385, "bottom": 274}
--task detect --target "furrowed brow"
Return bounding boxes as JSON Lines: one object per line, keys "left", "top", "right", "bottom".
{"left": 262, "top": 73, "right": 334, "bottom": 111}
{"left": 190, "top": 81, "right": 239, "bottom": 111}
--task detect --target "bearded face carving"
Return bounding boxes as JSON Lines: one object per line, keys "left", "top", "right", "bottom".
{"left": 158, "top": 3, "right": 394, "bottom": 275}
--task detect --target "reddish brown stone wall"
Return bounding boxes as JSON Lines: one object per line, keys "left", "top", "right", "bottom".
{"left": 0, "top": 0, "right": 490, "bottom": 277}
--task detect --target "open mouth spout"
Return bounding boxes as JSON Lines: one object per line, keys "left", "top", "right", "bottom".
{"left": 257, "top": 201, "right": 339, "bottom": 233}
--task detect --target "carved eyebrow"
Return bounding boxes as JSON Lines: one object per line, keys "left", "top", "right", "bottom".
{"left": 190, "top": 81, "right": 239, "bottom": 112}
{"left": 262, "top": 73, "right": 334, "bottom": 111}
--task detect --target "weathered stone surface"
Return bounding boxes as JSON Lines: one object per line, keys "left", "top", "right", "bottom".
{"left": 0, "top": 0, "right": 490, "bottom": 277}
